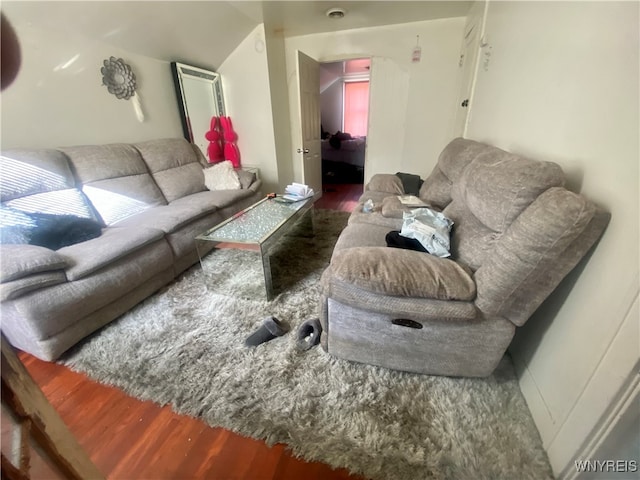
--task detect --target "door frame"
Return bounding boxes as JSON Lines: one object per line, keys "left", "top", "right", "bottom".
{"left": 318, "top": 55, "right": 373, "bottom": 187}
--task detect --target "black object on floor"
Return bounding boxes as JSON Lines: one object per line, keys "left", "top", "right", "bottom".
{"left": 245, "top": 316, "right": 289, "bottom": 347}
{"left": 296, "top": 318, "right": 322, "bottom": 351}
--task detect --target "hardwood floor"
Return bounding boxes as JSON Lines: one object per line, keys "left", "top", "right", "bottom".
{"left": 317, "top": 183, "right": 364, "bottom": 211}
{"left": 16, "top": 183, "right": 366, "bottom": 480}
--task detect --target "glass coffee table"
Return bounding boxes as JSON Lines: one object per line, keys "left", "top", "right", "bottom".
{"left": 195, "top": 195, "right": 316, "bottom": 300}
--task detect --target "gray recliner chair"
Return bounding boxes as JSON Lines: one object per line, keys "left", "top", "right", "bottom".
{"left": 319, "top": 138, "right": 610, "bottom": 377}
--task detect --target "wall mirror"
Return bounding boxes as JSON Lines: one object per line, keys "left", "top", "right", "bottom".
{"left": 171, "top": 62, "right": 226, "bottom": 157}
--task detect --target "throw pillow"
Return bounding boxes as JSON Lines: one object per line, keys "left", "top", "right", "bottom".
{"left": 0, "top": 205, "right": 103, "bottom": 250}
{"left": 395, "top": 172, "right": 423, "bottom": 196}
{"left": 203, "top": 161, "right": 241, "bottom": 190}
{"left": 1, "top": 206, "right": 35, "bottom": 245}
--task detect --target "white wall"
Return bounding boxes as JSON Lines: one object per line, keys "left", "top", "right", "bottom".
{"left": 464, "top": 1, "right": 639, "bottom": 475}
{"left": 321, "top": 80, "right": 344, "bottom": 134}
{"left": 284, "top": 18, "right": 466, "bottom": 183}
{"left": 219, "top": 24, "right": 280, "bottom": 192}
{"left": 0, "top": 4, "right": 183, "bottom": 149}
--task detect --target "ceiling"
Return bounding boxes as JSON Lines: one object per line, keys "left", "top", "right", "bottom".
{"left": 262, "top": 1, "right": 473, "bottom": 37}
{"left": 2, "top": 1, "right": 472, "bottom": 70}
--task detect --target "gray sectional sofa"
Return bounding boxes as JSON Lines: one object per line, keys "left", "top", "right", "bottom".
{"left": 0, "top": 138, "right": 262, "bottom": 361}
{"left": 320, "top": 138, "right": 609, "bottom": 377}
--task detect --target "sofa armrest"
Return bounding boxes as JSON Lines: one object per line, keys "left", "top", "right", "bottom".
{"left": 247, "top": 177, "right": 262, "bottom": 194}
{"left": 365, "top": 174, "right": 404, "bottom": 195}
{"left": 0, "top": 244, "right": 69, "bottom": 282}
{"left": 474, "top": 187, "right": 609, "bottom": 326}
{"left": 1, "top": 271, "right": 67, "bottom": 301}
{"left": 326, "top": 246, "right": 475, "bottom": 301}
{"left": 236, "top": 169, "right": 257, "bottom": 189}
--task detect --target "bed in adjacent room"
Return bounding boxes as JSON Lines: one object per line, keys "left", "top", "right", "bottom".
{"left": 321, "top": 133, "right": 365, "bottom": 184}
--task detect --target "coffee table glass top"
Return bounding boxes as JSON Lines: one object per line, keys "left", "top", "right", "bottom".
{"left": 197, "top": 196, "right": 314, "bottom": 245}
{"left": 196, "top": 195, "right": 316, "bottom": 300}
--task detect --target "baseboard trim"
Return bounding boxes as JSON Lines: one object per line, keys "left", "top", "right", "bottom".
{"left": 559, "top": 374, "right": 639, "bottom": 480}
{"left": 551, "top": 292, "right": 639, "bottom": 478}
{"left": 513, "top": 353, "right": 557, "bottom": 450}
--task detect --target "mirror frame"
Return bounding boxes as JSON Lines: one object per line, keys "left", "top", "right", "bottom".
{"left": 171, "top": 61, "right": 226, "bottom": 144}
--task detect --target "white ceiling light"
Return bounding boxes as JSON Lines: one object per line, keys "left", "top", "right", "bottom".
{"left": 326, "top": 7, "right": 346, "bottom": 19}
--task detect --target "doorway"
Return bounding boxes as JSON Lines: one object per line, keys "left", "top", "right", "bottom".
{"left": 319, "top": 58, "right": 370, "bottom": 190}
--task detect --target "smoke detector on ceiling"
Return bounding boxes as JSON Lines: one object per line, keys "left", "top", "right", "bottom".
{"left": 326, "top": 7, "right": 346, "bottom": 19}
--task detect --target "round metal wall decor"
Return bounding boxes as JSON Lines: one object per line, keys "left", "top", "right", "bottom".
{"left": 101, "top": 56, "right": 136, "bottom": 100}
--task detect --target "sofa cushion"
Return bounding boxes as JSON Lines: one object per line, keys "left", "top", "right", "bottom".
{"left": 135, "top": 138, "right": 207, "bottom": 203}
{"left": 0, "top": 271, "right": 67, "bottom": 302}
{"left": 114, "top": 203, "right": 212, "bottom": 234}
{"left": 170, "top": 189, "right": 254, "bottom": 211}
{"left": 442, "top": 147, "right": 566, "bottom": 271}
{"left": 333, "top": 222, "right": 391, "bottom": 251}
{"left": 329, "top": 246, "right": 476, "bottom": 301}
{"left": 61, "top": 143, "right": 167, "bottom": 225}
{"left": 419, "top": 168, "right": 451, "bottom": 209}
{"left": 381, "top": 196, "right": 411, "bottom": 219}
{"left": 80, "top": 178, "right": 165, "bottom": 226}
{"left": 436, "top": 138, "right": 489, "bottom": 182}
{"left": 443, "top": 198, "right": 499, "bottom": 271}
{"left": 63, "top": 143, "right": 152, "bottom": 184}
{"left": 459, "top": 150, "right": 565, "bottom": 233}
{"left": 0, "top": 244, "right": 69, "bottom": 282}
{"left": 347, "top": 209, "right": 404, "bottom": 231}
{"left": 419, "top": 138, "right": 489, "bottom": 209}
{"left": 4, "top": 188, "right": 102, "bottom": 223}
{"left": 0, "top": 149, "right": 75, "bottom": 202}
{"left": 365, "top": 174, "right": 404, "bottom": 194}
{"left": 5, "top": 240, "right": 173, "bottom": 342}
{"left": 58, "top": 226, "right": 165, "bottom": 281}
{"left": 116, "top": 188, "right": 255, "bottom": 235}
{"left": 1, "top": 149, "right": 103, "bottom": 224}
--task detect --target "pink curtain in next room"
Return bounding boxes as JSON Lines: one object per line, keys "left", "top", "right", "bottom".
{"left": 343, "top": 81, "right": 369, "bottom": 137}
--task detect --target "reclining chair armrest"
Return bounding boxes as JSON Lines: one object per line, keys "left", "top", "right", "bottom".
{"left": 474, "top": 187, "right": 610, "bottom": 326}
{"left": 325, "top": 246, "right": 476, "bottom": 301}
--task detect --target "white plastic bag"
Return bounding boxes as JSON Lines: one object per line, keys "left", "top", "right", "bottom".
{"left": 400, "top": 208, "right": 453, "bottom": 257}
{"left": 363, "top": 199, "right": 375, "bottom": 213}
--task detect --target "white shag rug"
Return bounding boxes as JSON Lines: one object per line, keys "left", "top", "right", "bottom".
{"left": 62, "top": 209, "right": 553, "bottom": 480}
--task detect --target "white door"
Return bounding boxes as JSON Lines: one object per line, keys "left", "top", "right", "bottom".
{"left": 452, "top": 19, "right": 481, "bottom": 137}
{"left": 296, "top": 51, "right": 322, "bottom": 195}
